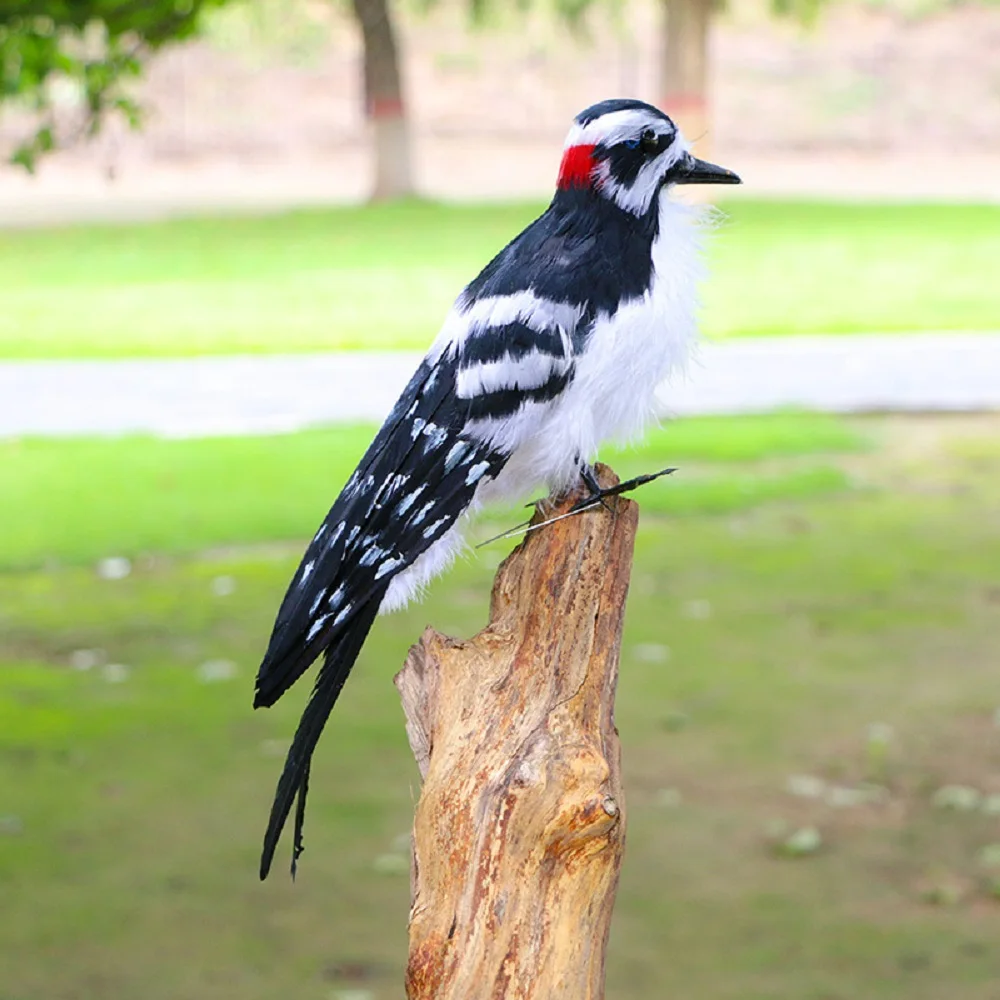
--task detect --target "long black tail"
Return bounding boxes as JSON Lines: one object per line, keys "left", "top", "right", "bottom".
{"left": 258, "top": 591, "right": 384, "bottom": 880}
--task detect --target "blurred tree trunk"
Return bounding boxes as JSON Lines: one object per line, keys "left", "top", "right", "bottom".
{"left": 351, "top": 0, "right": 415, "bottom": 200}
{"left": 660, "top": 0, "right": 712, "bottom": 156}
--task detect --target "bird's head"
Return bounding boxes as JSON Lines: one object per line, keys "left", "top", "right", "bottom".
{"left": 556, "top": 98, "right": 740, "bottom": 217}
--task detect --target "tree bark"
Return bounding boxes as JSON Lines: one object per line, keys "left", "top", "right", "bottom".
{"left": 394, "top": 464, "right": 636, "bottom": 1000}
{"left": 350, "top": 0, "right": 415, "bottom": 200}
{"left": 661, "top": 0, "right": 713, "bottom": 155}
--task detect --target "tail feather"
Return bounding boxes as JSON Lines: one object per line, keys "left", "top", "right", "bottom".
{"left": 258, "top": 591, "right": 384, "bottom": 880}
{"left": 291, "top": 760, "right": 310, "bottom": 877}
{"left": 253, "top": 639, "right": 323, "bottom": 710}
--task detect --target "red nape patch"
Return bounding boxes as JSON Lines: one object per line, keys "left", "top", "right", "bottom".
{"left": 557, "top": 144, "right": 597, "bottom": 189}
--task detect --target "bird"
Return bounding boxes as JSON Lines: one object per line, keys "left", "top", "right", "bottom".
{"left": 254, "top": 97, "right": 741, "bottom": 880}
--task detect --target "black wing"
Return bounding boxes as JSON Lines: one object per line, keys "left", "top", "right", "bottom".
{"left": 255, "top": 347, "right": 507, "bottom": 878}
{"left": 461, "top": 193, "right": 656, "bottom": 324}
{"left": 254, "top": 196, "right": 620, "bottom": 879}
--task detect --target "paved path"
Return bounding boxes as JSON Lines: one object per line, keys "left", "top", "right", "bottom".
{"left": 2, "top": 333, "right": 997, "bottom": 439}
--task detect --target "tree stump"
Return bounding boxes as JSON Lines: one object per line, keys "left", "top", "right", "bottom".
{"left": 394, "top": 464, "right": 638, "bottom": 1000}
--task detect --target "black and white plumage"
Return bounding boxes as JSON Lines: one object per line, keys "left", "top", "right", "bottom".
{"left": 255, "top": 97, "right": 740, "bottom": 879}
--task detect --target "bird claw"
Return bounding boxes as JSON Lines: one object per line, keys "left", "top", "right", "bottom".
{"left": 569, "top": 465, "right": 677, "bottom": 515}
{"left": 477, "top": 466, "right": 677, "bottom": 549}
{"left": 579, "top": 465, "right": 615, "bottom": 513}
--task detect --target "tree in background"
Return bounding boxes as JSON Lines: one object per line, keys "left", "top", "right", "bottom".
{"left": 1, "top": 0, "right": 821, "bottom": 192}
{"left": 351, "top": 0, "right": 413, "bottom": 199}
{"left": 347, "top": 0, "right": 596, "bottom": 200}
{"left": 662, "top": 0, "right": 821, "bottom": 152}
{"left": 0, "top": 0, "right": 229, "bottom": 170}
{"left": 661, "top": 0, "right": 712, "bottom": 149}
{"left": 206, "top": 0, "right": 415, "bottom": 200}
{"left": 0, "top": 0, "right": 416, "bottom": 196}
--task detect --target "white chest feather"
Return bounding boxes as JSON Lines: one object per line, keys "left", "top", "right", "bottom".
{"left": 486, "top": 195, "right": 705, "bottom": 501}
{"left": 382, "top": 196, "right": 704, "bottom": 613}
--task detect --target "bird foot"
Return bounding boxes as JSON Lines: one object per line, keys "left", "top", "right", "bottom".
{"left": 481, "top": 466, "right": 676, "bottom": 549}
{"left": 578, "top": 464, "right": 616, "bottom": 513}
{"left": 567, "top": 465, "right": 677, "bottom": 516}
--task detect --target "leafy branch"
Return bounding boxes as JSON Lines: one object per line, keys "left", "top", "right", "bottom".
{"left": 0, "top": 0, "right": 231, "bottom": 170}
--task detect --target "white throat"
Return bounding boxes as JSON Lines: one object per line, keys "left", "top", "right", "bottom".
{"left": 487, "top": 190, "right": 707, "bottom": 499}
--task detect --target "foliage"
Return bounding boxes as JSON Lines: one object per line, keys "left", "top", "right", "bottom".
{"left": 767, "top": 0, "right": 827, "bottom": 27}
{"left": 0, "top": 0, "right": 231, "bottom": 170}
{"left": 204, "top": 0, "right": 333, "bottom": 67}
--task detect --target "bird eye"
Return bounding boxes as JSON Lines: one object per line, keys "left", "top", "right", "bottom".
{"left": 640, "top": 128, "right": 660, "bottom": 155}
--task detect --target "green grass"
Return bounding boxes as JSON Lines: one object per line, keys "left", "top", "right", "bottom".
{"left": 2, "top": 415, "right": 1000, "bottom": 1000}
{"left": 1, "top": 199, "right": 997, "bottom": 358}
{"left": 0, "top": 411, "right": 864, "bottom": 571}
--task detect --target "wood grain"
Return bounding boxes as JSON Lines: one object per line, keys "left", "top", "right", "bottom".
{"left": 395, "top": 464, "right": 638, "bottom": 1000}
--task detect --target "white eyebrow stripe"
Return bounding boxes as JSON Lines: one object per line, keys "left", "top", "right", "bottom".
{"left": 565, "top": 109, "right": 672, "bottom": 148}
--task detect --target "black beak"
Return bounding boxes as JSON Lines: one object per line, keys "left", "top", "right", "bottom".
{"left": 672, "top": 153, "right": 741, "bottom": 186}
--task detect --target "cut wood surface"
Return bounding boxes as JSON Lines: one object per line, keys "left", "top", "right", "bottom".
{"left": 394, "top": 464, "right": 638, "bottom": 1000}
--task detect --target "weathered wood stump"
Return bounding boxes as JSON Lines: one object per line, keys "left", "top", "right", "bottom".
{"left": 394, "top": 464, "right": 638, "bottom": 999}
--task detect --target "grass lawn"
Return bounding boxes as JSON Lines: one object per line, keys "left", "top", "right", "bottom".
{"left": 0, "top": 411, "right": 863, "bottom": 572}
{"left": 1, "top": 199, "right": 997, "bottom": 359}
{"left": 2, "top": 413, "right": 1000, "bottom": 999}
